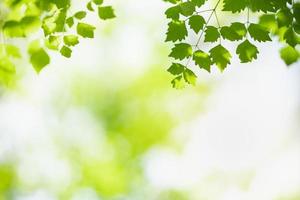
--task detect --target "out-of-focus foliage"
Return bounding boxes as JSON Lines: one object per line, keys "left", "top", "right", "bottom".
{"left": 0, "top": 65, "right": 208, "bottom": 199}
{"left": 164, "top": 0, "right": 300, "bottom": 88}
{"left": 0, "top": 0, "right": 115, "bottom": 85}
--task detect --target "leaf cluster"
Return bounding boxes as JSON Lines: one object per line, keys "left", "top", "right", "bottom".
{"left": 165, "top": 0, "right": 300, "bottom": 88}
{"left": 0, "top": 0, "right": 115, "bottom": 85}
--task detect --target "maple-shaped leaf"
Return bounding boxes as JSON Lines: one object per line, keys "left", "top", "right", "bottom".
{"left": 179, "top": 1, "right": 196, "bottom": 16}
{"left": 223, "top": 0, "right": 248, "bottom": 13}
{"left": 220, "top": 23, "right": 247, "bottom": 41}
{"left": 166, "top": 20, "right": 188, "bottom": 42}
{"left": 236, "top": 40, "right": 259, "bottom": 63}
{"left": 191, "top": 0, "right": 205, "bottom": 7}
{"left": 167, "top": 63, "right": 185, "bottom": 75}
{"left": 183, "top": 68, "right": 197, "bottom": 85}
{"left": 249, "top": 0, "right": 275, "bottom": 13}
{"left": 193, "top": 50, "right": 211, "bottom": 72}
{"left": 189, "top": 15, "right": 205, "bottom": 33}
{"left": 248, "top": 23, "right": 271, "bottom": 42}
{"left": 259, "top": 14, "right": 278, "bottom": 33}
{"left": 169, "top": 43, "right": 193, "bottom": 60}
{"left": 165, "top": 5, "right": 181, "bottom": 20}
{"left": 209, "top": 45, "right": 232, "bottom": 71}
{"left": 171, "top": 75, "right": 185, "bottom": 89}
{"left": 204, "top": 26, "right": 220, "bottom": 42}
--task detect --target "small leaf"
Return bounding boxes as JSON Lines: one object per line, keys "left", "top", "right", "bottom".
{"left": 66, "top": 17, "right": 74, "bottom": 27}
{"left": 63, "top": 35, "right": 79, "bottom": 46}
{"left": 191, "top": 0, "right": 205, "bottom": 7}
{"left": 30, "top": 48, "right": 50, "bottom": 73}
{"left": 236, "top": 40, "right": 259, "bottom": 63}
{"left": 77, "top": 23, "right": 96, "bottom": 38}
{"left": 183, "top": 68, "right": 197, "bottom": 85}
{"left": 171, "top": 75, "right": 185, "bottom": 89}
{"left": 45, "top": 36, "right": 60, "bottom": 50}
{"left": 166, "top": 20, "right": 188, "bottom": 42}
{"left": 189, "top": 15, "right": 205, "bottom": 33}
{"left": 169, "top": 43, "right": 193, "bottom": 60}
{"left": 93, "top": 0, "right": 103, "bottom": 5}
{"left": 179, "top": 1, "right": 196, "bottom": 16}
{"left": 204, "top": 26, "right": 220, "bottom": 42}
{"left": 87, "top": 1, "right": 94, "bottom": 11}
{"left": 193, "top": 50, "right": 211, "bottom": 72}
{"left": 165, "top": 5, "right": 180, "bottom": 20}
{"left": 284, "top": 27, "right": 300, "bottom": 47}
{"left": 74, "top": 11, "right": 87, "bottom": 20}
{"left": 98, "top": 6, "right": 116, "bottom": 20}
{"left": 220, "top": 23, "right": 246, "bottom": 41}
{"left": 60, "top": 46, "right": 72, "bottom": 58}
{"left": 276, "top": 8, "right": 293, "bottom": 28}
{"left": 167, "top": 63, "right": 185, "bottom": 75}
{"left": 248, "top": 23, "right": 271, "bottom": 42}
{"left": 280, "top": 46, "right": 299, "bottom": 65}
{"left": 209, "top": 44, "right": 231, "bottom": 71}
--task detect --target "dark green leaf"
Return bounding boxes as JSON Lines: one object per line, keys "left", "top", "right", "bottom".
{"left": 189, "top": 15, "right": 205, "bottom": 33}
{"left": 193, "top": 50, "right": 211, "bottom": 72}
{"left": 209, "top": 45, "right": 231, "bottom": 71}
{"left": 236, "top": 40, "right": 259, "bottom": 63}
{"left": 204, "top": 26, "right": 220, "bottom": 42}
{"left": 169, "top": 43, "right": 193, "bottom": 60}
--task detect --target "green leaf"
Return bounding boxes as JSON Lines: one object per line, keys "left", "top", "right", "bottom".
{"left": 0, "top": 44, "right": 21, "bottom": 58}
{"left": 236, "top": 40, "right": 259, "bottom": 63}
{"left": 193, "top": 50, "right": 211, "bottom": 72}
{"left": 3, "top": 21, "right": 24, "bottom": 37}
{"left": 5, "top": 45, "right": 21, "bottom": 58}
{"left": 276, "top": 9, "right": 293, "bottom": 28}
{"left": 87, "top": 1, "right": 94, "bottom": 11}
{"left": 0, "top": 57, "right": 16, "bottom": 85}
{"left": 204, "top": 26, "right": 220, "bottom": 42}
{"left": 98, "top": 6, "right": 116, "bottom": 20}
{"left": 93, "top": 0, "right": 103, "bottom": 5}
{"left": 167, "top": 63, "right": 185, "bottom": 75}
{"left": 223, "top": 0, "right": 248, "bottom": 13}
{"left": 77, "top": 23, "right": 96, "bottom": 38}
{"left": 284, "top": 27, "right": 300, "bottom": 47}
{"left": 248, "top": 23, "right": 271, "bottom": 42}
{"left": 183, "top": 68, "right": 197, "bottom": 85}
{"left": 60, "top": 46, "right": 72, "bottom": 58}
{"left": 191, "top": 0, "right": 205, "bottom": 7}
{"left": 66, "top": 17, "right": 74, "bottom": 28}
{"left": 220, "top": 23, "right": 246, "bottom": 41}
{"left": 30, "top": 48, "right": 50, "bottom": 73}
{"left": 179, "top": 1, "right": 196, "bottom": 17}
{"left": 169, "top": 43, "right": 193, "bottom": 60}
{"left": 293, "top": 3, "right": 300, "bottom": 23}
{"left": 280, "top": 46, "right": 299, "bottom": 65}
{"left": 63, "top": 35, "right": 79, "bottom": 46}
{"left": 171, "top": 75, "right": 185, "bottom": 89}
{"left": 20, "top": 16, "right": 41, "bottom": 36}
{"left": 165, "top": 5, "right": 180, "bottom": 20}
{"left": 209, "top": 45, "right": 232, "bottom": 71}
{"left": 74, "top": 11, "right": 87, "bottom": 20}
{"left": 259, "top": 14, "right": 278, "bottom": 33}
{"left": 166, "top": 20, "right": 188, "bottom": 42}
{"left": 189, "top": 15, "right": 205, "bottom": 33}
{"left": 45, "top": 36, "right": 60, "bottom": 50}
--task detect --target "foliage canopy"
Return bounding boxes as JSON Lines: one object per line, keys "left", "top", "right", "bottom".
{"left": 0, "top": 0, "right": 299, "bottom": 87}
{"left": 165, "top": 0, "right": 300, "bottom": 88}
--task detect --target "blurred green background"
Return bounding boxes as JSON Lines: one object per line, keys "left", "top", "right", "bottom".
{"left": 0, "top": 0, "right": 300, "bottom": 200}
